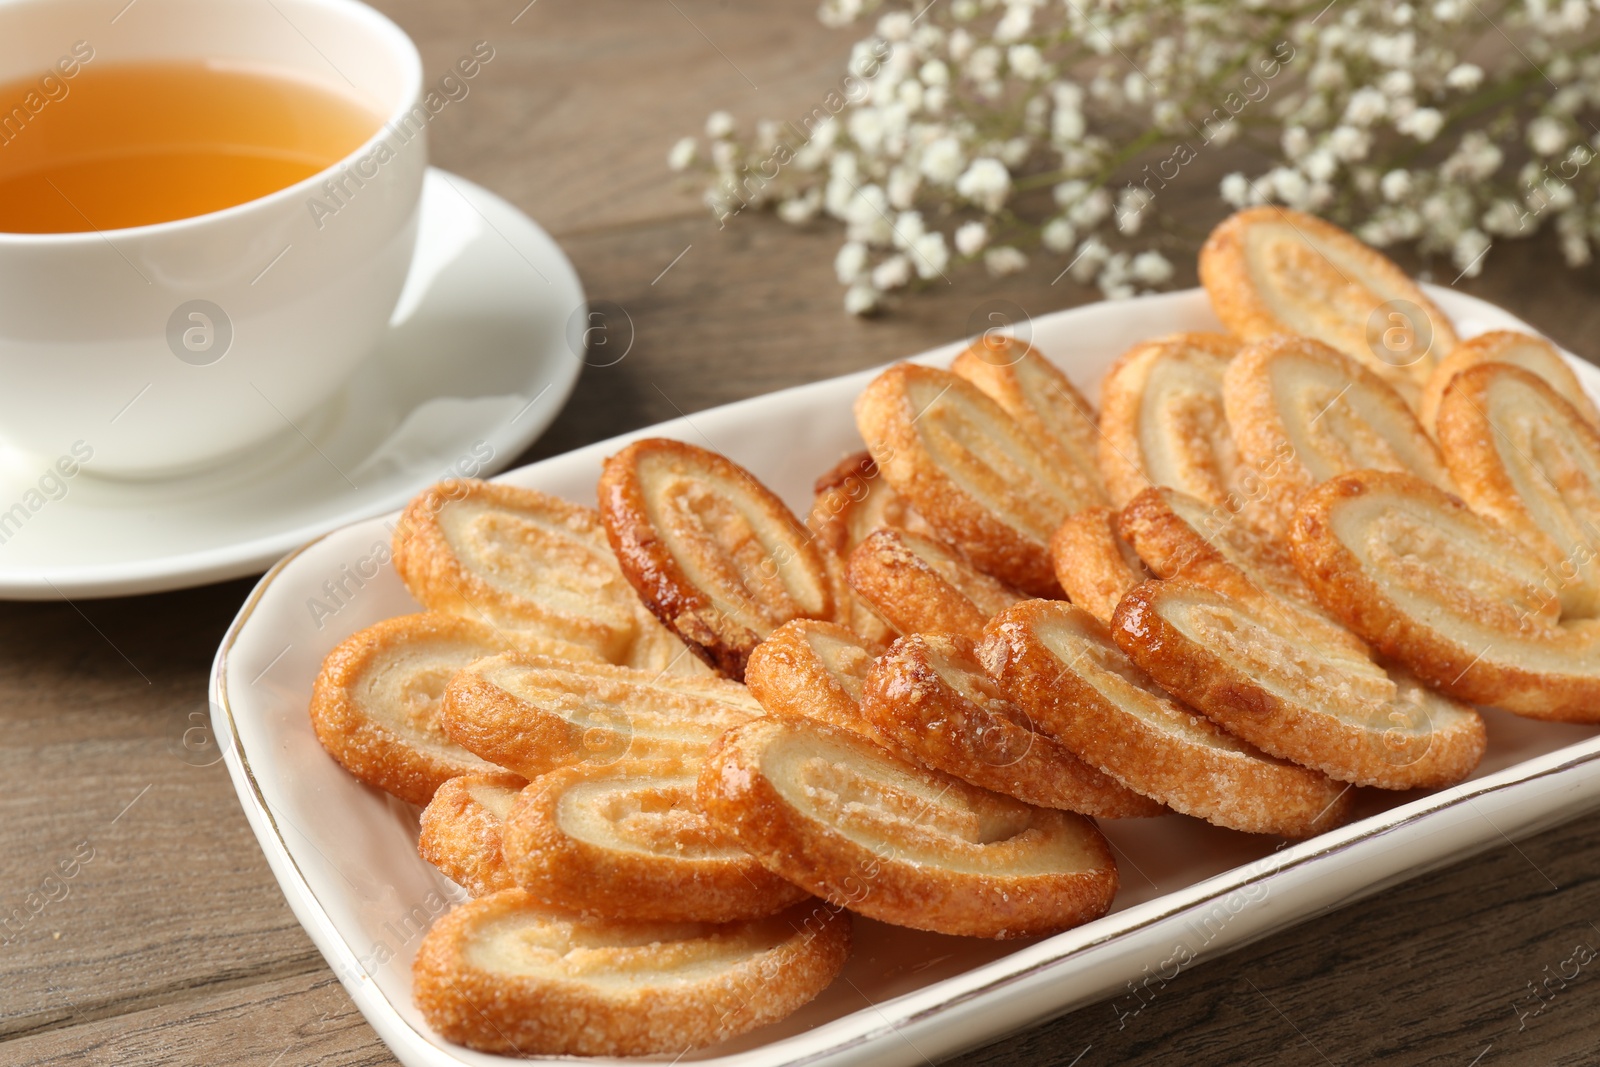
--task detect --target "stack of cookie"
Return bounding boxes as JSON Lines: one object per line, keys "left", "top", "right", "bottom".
{"left": 307, "top": 206, "right": 1600, "bottom": 1058}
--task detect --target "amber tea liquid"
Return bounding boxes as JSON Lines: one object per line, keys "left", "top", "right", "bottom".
{"left": 0, "top": 60, "right": 380, "bottom": 233}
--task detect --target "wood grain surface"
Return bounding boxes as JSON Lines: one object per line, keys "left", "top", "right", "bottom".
{"left": 3, "top": 2, "right": 1600, "bottom": 1064}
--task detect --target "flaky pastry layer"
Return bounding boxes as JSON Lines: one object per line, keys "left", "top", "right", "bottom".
{"left": 697, "top": 714, "right": 1118, "bottom": 939}
{"left": 413, "top": 889, "right": 848, "bottom": 1056}
{"left": 981, "top": 600, "right": 1352, "bottom": 836}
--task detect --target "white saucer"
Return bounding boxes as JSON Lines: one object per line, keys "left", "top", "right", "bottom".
{"left": 0, "top": 169, "right": 585, "bottom": 600}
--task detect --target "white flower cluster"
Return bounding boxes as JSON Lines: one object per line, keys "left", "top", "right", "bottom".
{"left": 672, "top": 0, "right": 1600, "bottom": 314}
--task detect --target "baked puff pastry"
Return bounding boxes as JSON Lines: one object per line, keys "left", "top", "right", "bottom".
{"left": 846, "top": 528, "right": 1024, "bottom": 641}
{"left": 1050, "top": 506, "right": 1151, "bottom": 627}
{"left": 1097, "top": 331, "right": 1243, "bottom": 510}
{"left": 859, "top": 631, "right": 1165, "bottom": 818}
{"left": 950, "top": 336, "right": 1108, "bottom": 505}
{"left": 1223, "top": 334, "right": 1452, "bottom": 540}
{"left": 441, "top": 652, "right": 760, "bottom": 779}
{"left": 599, "top": 438, "right": 855, "bottom": 680}
{"left": 413, "top": 890, "right": 849, "bottom": 1056}
{"left": 697, "top": 714, "right": 1119, "bottom": 939}
{"left": 855, "top": 362, "right": 1099, "bottom": 596}
{"left": 309, "top": 612, "right": 595, "bottom": 806}
{"left": 1292, "top": 469, "right": 1600, "bottom": 721}
{"left": 1111, "top": 577, "right": 1486, "bottom": 789}
{"left": 981, "top": 600, "right": 1353, "bottom": 837}
{"left": 1435, "top": 362, "right": 1600, "bottom": 619}
{"left": 1200, "top": 206, "right": 1457, "bottom": 403}
{"left": 1419, "top": 330, "right": 1598, "bottom": 437}
{"left": 393, "top": 479, "right": 705, "bottom": 677}
{"left": 501, "top": 758, "right": 807, "bottom": 923}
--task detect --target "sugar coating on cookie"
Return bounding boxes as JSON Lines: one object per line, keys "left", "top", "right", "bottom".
{"left": 846, "top": 528, "right": 1024, "bottom": 640}
{"left": 1200, "top": 206, "right": 1457, "bottom": 402}
{"left": 413, "top": 889, "right": 850, "bottom": 1056}
{"left": 860, "top": 631, "right": 1164, "bottom": 818}
{"left": 855, "top": 362, "right": 1093, "bottom": 596}
{"left": 418, "top": 772, "right": 526, "bottom": 896}
{"left": 698, "top": 714, "right": 1119, "bottom": 939}
{"left": 501, "top": 759, "right": 807, "bottom": 923}
{"left": 1097, "top": 331, "right": 1243, "bottom": 510}
{"left": 600, "top": 438, "right": 856, "bottom": 680}
{"left": 1112, "top": 577, "right": 1485, "bottom": 789}
{"left": 441, "top": 651, "right": 760, "bottom": 779}
{"left": 1292, "top": 469, "right": 1600, "bottom": 721}
{"left": 309, "top": 612, "right": 584, "bottom": 805}
{"left": 981, "top": 599, "right": 1351, "bottom": 837}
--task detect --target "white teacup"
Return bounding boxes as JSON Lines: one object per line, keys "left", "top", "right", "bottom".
{"left": 0, "top": 0, "right": 425, "bottom": 476}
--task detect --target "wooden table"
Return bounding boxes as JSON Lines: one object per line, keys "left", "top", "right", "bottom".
{"left": 5, "top": 2, "right": 1600, "bottom": 1063}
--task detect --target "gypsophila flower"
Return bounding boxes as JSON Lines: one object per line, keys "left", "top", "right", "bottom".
{"left": 1068, "top": 187, "right": 1111, "bottom": 228}
{"left": 994, "top": 4, "right": 1032, "bottom": 43}
{"left": 844, "top": 282, "right": 878, "bottom": 315}
{"left": 1530, "top": 117, "right": 1569, "bottom": 156}
{"left": 1131, "top": 251, "right": 1174, "bottom": 285}
{"left": 1041, "top": 217, "right": 1077, "bottom": 252}
{"left": 678, "top": 0, "right": 1600, "bottom": 314}
{"left": 1453, "top": 228, "right": 1491, "bottom": 275}
{"left": 1329, "top": 125, "right": 1370, "bottom": 161}
{"left": 1116, "top": 187, "right": 1154, "bottom": 235}
{"left": 835, "top": 240, "right": 868, "bottom": 284}
{"left": 1344, "top": 87, "right": 1388, "bottom": 126}
{"left": 668, "top": 137, "right": 696, "bottom": 172}
{"left": 955, "top": 157, "right": 1011, "bottom": 212}
{"left": 911, "top": 231, "right": 951, "bottom": 277}
{"left": 1220, "top": 172, "right": 1252, "bottom": 208}
{"left": 984, "top": 246, "right": 1028, "bottom": 276}
{"left": 920, "top": 136, "right": 965, "bottom": 184}
{"left": 778, "top": 189, "right": 821, "bottom": 224}
{"left": 1445, "top": 62, "right": 1483, "bottom": 90}
{"left": 1381, "top": 169, "right": 1413, "bottom": 202}
{"left": 872, "top": 254, "right": 913, "bottom": 290}
{"left": 1304, "top": 149, "right": 1338, "bottom": 182}
{"left": 1398, "top": 107, "right": 1444, "bottom": 142}
{"left": 888, "top": 166, "right": 921, "bottom": 209}
{"left": 1008, "top": 44, "right": 1046, "bottom": 80}
{"left": 1482, "top": 198, "right": 1527, "bottom": 236}
{"left": 954, "top": 220, "right": 989, "bottom": 255}
{"left": 1070, "top": 237, "right": 1108, "bottom": 282}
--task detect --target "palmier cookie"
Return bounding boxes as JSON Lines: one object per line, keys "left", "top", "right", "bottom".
{"left": 441, "top": 652, "right": 760, "bottom": 779}
{"left": 1199, "top": 206, "right": 1457, "bottom": 400}
{"left": 1050, "top": 507, "right": 1150, "bottom": 626}
{"left": 980, "top": 600, "right": 1352, "bottom": 837}
{"left": 599, "top": 438, "right": 852, "bottom": 680}
{"left": 1435, "top": 363, "right": 1600, "bottom": 619}
{"left": 1111, "top": 578, "right": 1486, "bottom": 789}
{"left": 1096, "top": 332, "right": 1243, "bottom": 509}
{"left": 698, "top": 714, "right": 1118, "bottom": 939}
{"left": 309, "top": 613, "right": 594, "bottom": 806}
{"left": 502, "top": 759, "right": 807, "bottom": 923}
{"left": 1291, "top": 470, "right": 1600, "bottom": 721}
{"left": 418, "top": 772, "right": 526, "bottom": 896}
{"left": 393, "top": 479, "right": 703, "bottom": 676}
{"left": 1223, "top": 334, "right": 1452, "bottom": 539}
{"left": 807, "top": 449, "right": 936, "bottom": 557}
{"left": 1116, "top": 486, "right": 1368, "bottom": 660}
{"left": 846, "top": 528, "right": 1023, "bottom": 641}
{"left": 1418, "top": 329, "right": 1599, "bottom": 436}
{"left": 856, "top": 362, "right": 1098, "bottom": 596}
{"left": 860, "top": 632, "right": 1164, "bottom": 818}
{"left": 744, "top": 619, "right": 878, "bottom": 736}
{"left": 951, "top": 336, "right": 1107, "bottom": 504}
{"left": 414, "top": 890, "right": 849, "bottom": 1057}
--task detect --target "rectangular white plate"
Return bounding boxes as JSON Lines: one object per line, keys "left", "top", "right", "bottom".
{"left": 211, "top": 286, "right": 1600, "bottom": 1067}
